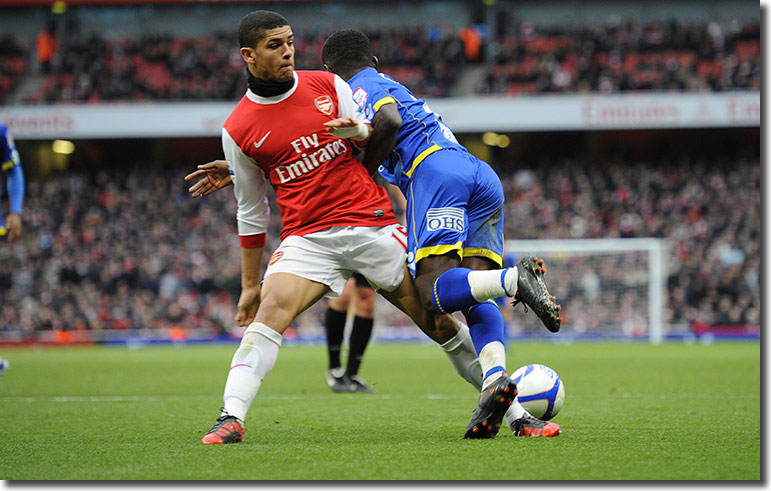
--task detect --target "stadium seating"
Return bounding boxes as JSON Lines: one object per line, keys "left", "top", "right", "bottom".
{"left": 478, "top": 19, "right": 760, "bottom": 94}
{"left": 0, "top": 154, "right": 759, "bottom": 336}
{"left": 25, "top": 26, "right": 464, "bottom": 103}
{"left": 7, "top": 18, "right": 760, "bottom": 103}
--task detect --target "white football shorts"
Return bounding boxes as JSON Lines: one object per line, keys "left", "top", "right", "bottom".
{"left": 263, "top": 224, "right": 408, "bottom": 297}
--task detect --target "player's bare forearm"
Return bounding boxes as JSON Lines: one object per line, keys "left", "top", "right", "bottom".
{"left": 240, "top": 246, "right": 263, "bottom": 289}
{"left": 362, "top": 104, "right": 401, "bottom": 176}
{"left": 184, "top": 160, "right": 232, "bottom": 198}
{"left": 385, "top": 183, "right": 407, "bottom": 225}
{"left": 235, "top": 246, "right": 264, "bottom": 327}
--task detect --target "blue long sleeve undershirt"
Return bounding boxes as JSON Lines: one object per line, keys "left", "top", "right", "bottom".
{"left": 4, "top": 163, "right": 24, "bottom": 214}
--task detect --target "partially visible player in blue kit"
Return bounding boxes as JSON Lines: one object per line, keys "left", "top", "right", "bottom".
{"left": 321, "top": 30, "right": 562, "bottom": 438}
{"left": 0, "top": 121, "right": 24, "bottom": 389}
{"left": 0, "top": 122, "right": 24, "bottom": 243}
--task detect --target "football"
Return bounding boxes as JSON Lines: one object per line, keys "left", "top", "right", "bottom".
{"left": 511, "top": 364, "right": 565, "bottom": 420}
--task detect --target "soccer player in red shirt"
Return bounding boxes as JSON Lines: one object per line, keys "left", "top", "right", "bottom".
{"left": 198, "top": 10, "right": 483, "bottom": 444}
{"left": 195, "top": 10, "right": 557, "bottom": 444}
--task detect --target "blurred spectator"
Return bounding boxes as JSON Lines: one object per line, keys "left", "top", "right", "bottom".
{"left": 0, "top": 36, "right": 27, "bottom": 104}
{"left": 460, "top": 25, "right": 483, "bottom": 61}
{"left": 36, "top": 21, "right": 58, "bottom": 75}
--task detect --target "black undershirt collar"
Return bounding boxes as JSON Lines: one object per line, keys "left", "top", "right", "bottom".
{"left": 247, "top": 69, "right": 294, "bottom": 97}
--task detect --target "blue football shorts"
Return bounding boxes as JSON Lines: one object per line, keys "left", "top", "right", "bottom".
{"left": 404, "top": 148, "right": 505, "bottom": 277}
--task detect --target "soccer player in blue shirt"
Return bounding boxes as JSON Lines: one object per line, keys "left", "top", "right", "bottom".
{"left": 321, "top": 29, "right": 562, "bottom": 438}
{"left": 0, "top": 121, "right": 22, "bottom": 390}
{"left": 0, "top": 122, "right": 24, "bottom": 243}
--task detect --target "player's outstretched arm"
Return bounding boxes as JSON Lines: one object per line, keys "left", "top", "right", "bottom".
{"left": 184, "top": 160, "right": 232, "bottom": 198}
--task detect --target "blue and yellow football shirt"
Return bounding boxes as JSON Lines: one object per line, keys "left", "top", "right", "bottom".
{"left": 346, "top": 68, "right": 505, "bottom": 275}
{"left": 347, "top": 67, "right": 465, "bottom": 194}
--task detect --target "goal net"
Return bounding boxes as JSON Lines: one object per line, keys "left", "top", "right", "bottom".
{"left": 503, "top": 238, "right": 668, "bottom": 343}
{"left": 311, "top": 238, "right": 669, "bottom": 344}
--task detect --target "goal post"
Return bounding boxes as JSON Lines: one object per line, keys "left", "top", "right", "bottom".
{"left": 505, "top": 238, "right": 669, "bottom": 344}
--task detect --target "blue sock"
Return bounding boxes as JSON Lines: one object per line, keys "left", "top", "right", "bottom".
{"left": 465, "top": 301, "right": 507, "bottom": 384}
{"left": 430, "top": 268, "right": 475, "bottom": 314}
{"left": 464, "top": 301, "right": 505, "bottom": 355}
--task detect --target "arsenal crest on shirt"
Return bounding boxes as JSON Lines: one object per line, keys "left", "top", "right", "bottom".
{"left": 314, "top": 95, "right": 334, "bottom": 115}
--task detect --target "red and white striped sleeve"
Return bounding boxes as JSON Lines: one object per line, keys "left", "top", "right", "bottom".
{"left": 222, "top": 127, "right": 270, "bottom": 248}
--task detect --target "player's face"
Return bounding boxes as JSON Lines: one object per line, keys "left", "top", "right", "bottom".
{"left": 243, "top": 25, "right": 295, "bottom": 82}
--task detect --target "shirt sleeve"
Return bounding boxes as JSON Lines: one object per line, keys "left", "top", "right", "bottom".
{"left": 1, "top": 128, "right": 20, "bottom": 171}
{"left": 5, "top": 164, "right": 24, "bottom": 214}
{"left": 222, "top": 127, "right": 270, "bottom": 247}
{"left": 350, "top": 78, "right": 397, "bottom": 125}
{"left": 333, "top": 74, "right": 370, "bottom": 123}
{"left": 2, "top": 128, "right": 24, "bottom": 214}
{"left": 368, "top": 84, "right": 397, "bottom": 113}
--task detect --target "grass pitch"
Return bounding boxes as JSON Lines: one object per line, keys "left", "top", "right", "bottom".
{"left": 0, "top": 341, "right": 760, "bottom": 480}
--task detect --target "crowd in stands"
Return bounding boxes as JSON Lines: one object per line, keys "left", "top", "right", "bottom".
{"left": 27, "top": 25, "right": 464, "bottom": 103}
{"left": 500, "top": 152, "right": 760, "bottom": 334}
{"left": 478, "top": 18, "right": 761, "bottom": 94}
{"left": 0, "top": 151, "right": 759, "bottom": 339}
{"left": 0, "top": 168, "right": 244, "bottom": 339}
{"left": 2, "top": 16, "right": 759, "bottom": 103}
{"left": 296, "top": 26, "right": 466, "bottom": 98}
{"left": 32, "top": 30, "right": 245, "bottom": 103}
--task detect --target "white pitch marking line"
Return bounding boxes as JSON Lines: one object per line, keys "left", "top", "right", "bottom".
{"left": 0, "top": 393, "right": 470, "bottom": 403}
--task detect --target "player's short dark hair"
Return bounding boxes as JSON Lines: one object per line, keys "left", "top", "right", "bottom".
{"left": 237, "top": 10, "right": 289, "bottom": 48}
{"left": 322, "top": 29, "right": 375, "bottom": 73}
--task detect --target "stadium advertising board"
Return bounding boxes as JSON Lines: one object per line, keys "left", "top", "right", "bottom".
{"left": 0, "top": 91, "right": 759, "bottom": 139}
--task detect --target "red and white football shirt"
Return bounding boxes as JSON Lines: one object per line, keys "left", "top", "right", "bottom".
{"left": 222, "top": 70, "right": 397, "bottom": 246}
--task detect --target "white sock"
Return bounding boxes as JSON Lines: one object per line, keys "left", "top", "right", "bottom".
{"left": 504, "top": 400, "right": 531, "bottom": 430}
{"left": 478, "top": 341, "right": 507, "bottom": 389}
{"left": 467, "top": 266, "right": 518, "bottom": 301}
{"left": 438, "top": 323, "right": 482, "bottom": 391}
{"left": 222, "top": 322, "right": 282, "bottom": 422}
